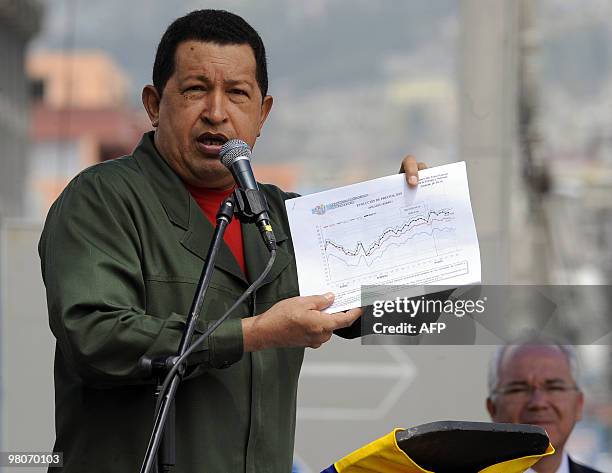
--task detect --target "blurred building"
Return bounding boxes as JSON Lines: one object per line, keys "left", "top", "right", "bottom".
{"left": 252, "top": 163, "right": 301, "bottom": 191}
{"left": 26, "top": 51, "right": 150, "bottom": 218}
{"left": 27, "top": 51, "right": 130, "bottom": 108}
{"left": 0, "top": 0, "right": 44, "bottom": 218}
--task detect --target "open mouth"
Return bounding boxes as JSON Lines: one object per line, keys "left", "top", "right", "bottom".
{"left": 196, "top": 132, "right": 228, "bottom": 154}
{"left": 198, "top": 133, "right": 227, "bottom": 145}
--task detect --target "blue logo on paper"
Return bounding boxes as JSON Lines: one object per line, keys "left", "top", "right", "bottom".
{"left": 311, "top": 204, "right": 326, "bottom": 215}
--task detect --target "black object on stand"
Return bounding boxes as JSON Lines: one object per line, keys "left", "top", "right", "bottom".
{"left": 396, "top": 421, "right": 550, "bottom": 472}
{"left": 139, "top": 186, "right": 276, "bottom": 473}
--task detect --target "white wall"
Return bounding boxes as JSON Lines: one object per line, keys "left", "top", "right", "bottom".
{"left": 0, "top": 220, "right": 54, "bottom": 473}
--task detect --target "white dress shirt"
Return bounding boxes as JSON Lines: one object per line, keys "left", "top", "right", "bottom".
{"left": 526, "top": 453, "right": 570, "bottom": 473}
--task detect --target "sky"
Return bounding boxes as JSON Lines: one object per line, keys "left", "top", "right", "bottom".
{"left": 31, "top": 0, "right": 457, "bottom": 102}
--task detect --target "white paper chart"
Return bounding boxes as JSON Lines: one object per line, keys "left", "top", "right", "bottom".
{"left": 285, "top": 162, "right": 481, "bottom": 312}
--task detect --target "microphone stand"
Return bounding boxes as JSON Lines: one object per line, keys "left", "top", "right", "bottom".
{"left": 139, "top": 196, "right": 235, "bottom": 473}
{"left": 139, "top": 185, "right": 276, "bottom": 473}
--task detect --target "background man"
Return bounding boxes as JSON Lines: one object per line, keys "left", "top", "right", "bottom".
{"left": 39, "top": 9, "right": 425, "bottom": 472}
{"left": 486, "top": 339, "right": 602, "bottom": 473}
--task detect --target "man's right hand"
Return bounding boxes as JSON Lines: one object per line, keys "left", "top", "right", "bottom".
{"left": 242, "top": 293, "right": 362, "bottom": 352}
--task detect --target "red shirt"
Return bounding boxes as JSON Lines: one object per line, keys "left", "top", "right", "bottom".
{"left": 186, "top": 184, "right": 246, "bottom": 276}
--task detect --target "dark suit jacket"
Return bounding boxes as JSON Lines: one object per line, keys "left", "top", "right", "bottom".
{"left": 570, "top": 456, "right": 603, "bottom": 473}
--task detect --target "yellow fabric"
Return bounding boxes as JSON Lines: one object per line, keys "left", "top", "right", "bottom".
{"left": 480, "top": 443, "right": 555, "bottom": 473}
{"left": 333, "top": 428, "right": 555, "bottom": 473}
{"left": 334, "top": 428, "right": 433, "bottom": 473}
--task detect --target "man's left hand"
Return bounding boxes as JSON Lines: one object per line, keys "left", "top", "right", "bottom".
{"left": 399, "top": 155, "right": 428, "bottom": 187}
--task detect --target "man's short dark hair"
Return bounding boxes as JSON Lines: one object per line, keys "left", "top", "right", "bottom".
{"left": 152, "top": 9, "right": 268, "bottom": 98}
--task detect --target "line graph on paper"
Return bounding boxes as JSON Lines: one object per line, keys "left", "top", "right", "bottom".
{"left": 286, "top": 162, "right": 481, "bottom": 312}
{"left": 317, "top": 200, "right": 463, "bottom": 286}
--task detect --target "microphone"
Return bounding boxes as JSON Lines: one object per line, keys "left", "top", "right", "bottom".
{"left": 220, "top": 139, "right": 276, "bottom": 251}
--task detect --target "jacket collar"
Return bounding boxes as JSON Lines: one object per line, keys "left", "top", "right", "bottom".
{"left": 132, "top": 132, "right": 291, "bottom": 286}
{"left": 133, "top": 131, "right": 190, "bottom": 230}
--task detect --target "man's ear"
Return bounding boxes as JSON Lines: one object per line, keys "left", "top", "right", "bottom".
{"left": 142, "top": 85, "right": 161, "bottom": 128}
{"left": 486, "top": 397, "right": 497, "bottom": 419}
{"left": 257, "top": 94, "right": 273, "bottom": 137}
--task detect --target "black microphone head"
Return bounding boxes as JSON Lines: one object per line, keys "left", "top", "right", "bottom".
{"left": 220, "top": 139, "right": 251, "bottom": 169}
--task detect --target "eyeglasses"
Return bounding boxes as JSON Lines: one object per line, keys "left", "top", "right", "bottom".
{"left": 494, "top": 384, "right": 579, "bottom": 401}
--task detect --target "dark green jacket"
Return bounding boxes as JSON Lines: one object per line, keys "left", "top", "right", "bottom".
{"left": 39, "top": 133, "right": 304, "bottom": 472}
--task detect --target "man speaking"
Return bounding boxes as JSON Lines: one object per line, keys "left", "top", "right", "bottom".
{"left": 39, "top": 9, "right": 425, "bottom": 472}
